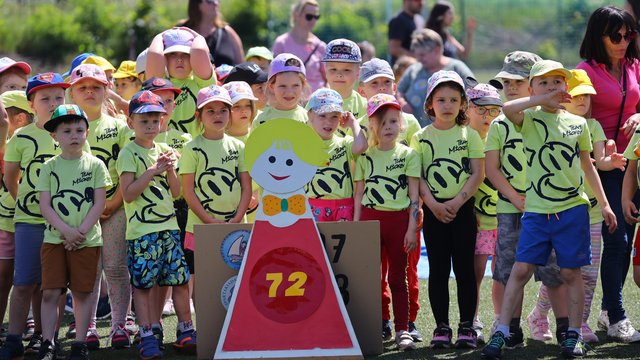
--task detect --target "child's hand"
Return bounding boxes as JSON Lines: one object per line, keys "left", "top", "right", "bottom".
{"left": 609, "top": 153, "right": 628, "bottom": 171}
{"left": 622, "top": 113, "right": 640, "bottom": 139}
{"left": 602, "top": 205, "right": 618, "bottom": 233}
{"left": 340, "top": 112, "right": 356, "bottom": 129}
{"left": 430, "top": 201, "right": 456, "bottom": 223}
{"left": 605, "top": 139, "right": 617, "bottom": 157}
{"left": 61, "top": 228, "right": 85, "bottom": 251}
{"left": 507, "top": 194, "right": 525, "bottom": 213}
{"left": 623, "top": 199, "right": 639, "bottom": 225}
{"left": 403, "top": 229, "right": 417, "bottom": 253}
{"left": 540, "top": 89, "right": 572, "bottom": 110}
{"left": 206, "top": 216, "right": 226, "bottom": 224}
{"left": 443, "top": 198, "right": 461, "bottom": 216}
{"left": 249, "top": 194, "right": 259, "bottom": 209}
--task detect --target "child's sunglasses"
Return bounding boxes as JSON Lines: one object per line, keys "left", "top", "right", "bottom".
{"left": 305, "top": 14, "right": 321, "bottom": 21}
{"left": 607, "top": 30, "right": 637, "bottom": 45}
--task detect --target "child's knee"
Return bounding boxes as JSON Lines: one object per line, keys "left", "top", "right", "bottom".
{"left": 42, "top": 288, "right": 63, "bottom": 302}
{"left": 559, "top": 268, "right": 581, "bottom": 283}
{"left": 510, "top": 262, "right": 533, "bottom": 282}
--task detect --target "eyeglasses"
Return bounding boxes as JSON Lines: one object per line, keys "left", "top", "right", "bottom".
{"left": 472, "top": 105, "right": 501, "bottom": 117}
{"left": 607, "top": 31, "right": 637, "bottom": 44}
{"left": 203, "top": 0, "right": 219, "bottom": 4}
{"left": 305, "top": 14, "right": 321, "bottom": 21}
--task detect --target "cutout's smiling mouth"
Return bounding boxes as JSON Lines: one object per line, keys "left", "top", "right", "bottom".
{"left": 269, "top": 173, "right": 290, "bottom": 181}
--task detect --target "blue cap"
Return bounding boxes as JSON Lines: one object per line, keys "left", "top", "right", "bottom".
{"left": 129, "top": 91, "right": 166, "bottom": 116}
{"left": 26, "top": 73, "right": 70, "bottom": 98}
{"left": 62, "top": 53, "right": 96, "bottom": 79}
{"left": 306, "top": 88, "right": 343, "bottom": 114}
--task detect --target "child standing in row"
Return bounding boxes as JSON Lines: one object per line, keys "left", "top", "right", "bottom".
{"left": 224, "top": 62, "right": 268, "bottom": 113}
{"left": 0, "top": 58, "right": 30, "bottom": 94}
{"left": 411, "top": 70, "right": 484, "bottom": 349}
{"left": 354, "top": 94, "right": 420, "bottom": 351}
{"left": 37, "top": 105, "right": 111, "bottom": 360}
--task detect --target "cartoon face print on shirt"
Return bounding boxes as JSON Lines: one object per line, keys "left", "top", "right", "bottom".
{"left": 171, "top": 86, "right": 198, "bottom": 133}
{"left": 251, "top": 144, "right": 317, "bottom": 194}
{"left": 418, "top": 138, "right": 470, "bottom": 197}
{"left": 475, "top": 178, "right": 497, "bottom": 216}
{"left": 48, "top": 171, "right": 94, "bottom": 221}
{"left": 16, "top": 134, "right": 58, "bottom": 218}
{"left": 360, "top": 153, "right": 408, "bottom": 208}
{"left": 192, "top": 145, "right": 241, "bottom": 220}
{"left": 494, "top": 119, "right": 526, "bottom": 202}
{"left": 91, "top": 140, "right": 121, "bottom": 198}
{"left": 129, "top": 151, "right": 174, "bottom": 224}
{"left": 305, "top": 143, "right": 352, "bottom": 198}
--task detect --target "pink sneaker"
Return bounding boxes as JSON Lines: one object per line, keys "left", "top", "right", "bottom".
{"left": 527, "top": 309, "right": 552, "bottom": 341}
{"left": 581, "top": 323, "right": 598, "bottom": 343}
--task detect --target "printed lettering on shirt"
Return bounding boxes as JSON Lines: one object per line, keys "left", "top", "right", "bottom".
{"left": 361, "top": 154, "right": 407, "bottom": 208}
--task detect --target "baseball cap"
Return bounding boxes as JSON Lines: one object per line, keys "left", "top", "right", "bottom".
{"left": 26, "top": 73, "right": 70, "bottom": 98}
{"left": 360, "top": 58, "right": 394, "bottom": 83}
{"left": 495, "top": 51, "right": 542, "bottom": 80}
{"left": 466, "top": 77, "right": 503, "bottom": 107}
{"left": 44, "top": 104, "right": 89, "bottom": 132}
{"left": 529, "top": 60, "right": 572, "bottom": 82}
{"left": 307, "top": 88, "right": 343, "bottom": 114}
{"left": 83, "top": 55, "right": 116, "bottom": 73}
{"left": 163, "top": 29, "right": 194, "bottom": 55}
{"left": 225, "top": 62, "right": 267, "bottom": 85}
{"left": 69, "top": 64, "right": 109, "bottom": 86}
{"left": 367, "top": 93, "right": 401, "bottom": 118}
{"left": 567, "top": 69, "right": 597, "bottom": 97}
{"left": 136, "top": 49, "right": 148, "bottom": 75}
{"left": 0, "top": 90, "right": 34, "bottom": 114}
{"left": 268, "top": 53, "right": 306, "bottom": 80}
{"left": 62, "top": 53, "right": 95, "bottom": 79}
{"left": 215, "top": 64, "right": 234, "bottom": 82}
{"left": 0, "top": 57, "right": 31, "bottom": 75}
{"left": 141, "top": 77, "right": 182, "bottom": 96}
{"left": 424, "top": 70, "right": 466, "bottom": 104}
{"left": 245, "top": 46, "right": 273, "bottom": 61}
{"left": 223, "top": 81, "right": 258, "bottom": 104}
{"left": 196, "top": 85, "right": 233, "bottom": 109}
{"left": 113, "top": 61, "right": 139, "bottom": 80}
{"left": 323, "top": 39, "right": 362, "bottom": 63}
{"left": 129, "top": 91, "right": 167, "bottom": 116}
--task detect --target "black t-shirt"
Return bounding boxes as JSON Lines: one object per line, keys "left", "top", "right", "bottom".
{"left": 206, "top": 26, "right": 241, "bottom": 67}
{"left": 388, "top": 11, "right": 416, "bottom": 65}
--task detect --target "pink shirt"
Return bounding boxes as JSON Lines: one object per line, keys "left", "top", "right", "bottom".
{"left": 272, "top": 32, "right": 327, "bottom": 91}
{"left": 577, "top": 59, "right": 640, "bottom": 153}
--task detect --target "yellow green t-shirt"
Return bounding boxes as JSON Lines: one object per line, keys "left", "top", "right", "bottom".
{"left": 474, "top": 137, "right": 498, "bottom": 230}
{"left": 252, "top": 106, "right": 308, "bottom": 130}
{"left": 306, "top": 135, "right": 355, "bottom": 200}
{"left": 359, "top": 112, "right": 421, "bottom": 146}
{"left": 354, "top": 144, "right": 420, "bottom": 211}
{"left": 169, "top": 74, "right": 217, "bottom": 137}
{"left": 336, "top": 90, "right": 368, "bottom": 137}
{"left": 116, "top": 141, "right": 179, "bottom": 240}
{"left": 228, "top": 132, "right": 250, "bottom": 144}
{"left": 484, "top": 115, "right": 527, "bottom": 214}
{"left": 584, "top": 118, "right": 606, "bottom": 225}
{"left": 410, "top": 124, "right": 484, "bottom": 200}
{"left": 156, "top": 128, "right": 192, "bottom": 154}
{"left": 0, "top": 183, "right": 16, "bottom": 233}
{"left": 178, "top": 135, "right": 248, "bottom": 231}
{"left": 37, "top": 153, "right": 111, "bottom": 247}
{"left": 518, "top": 107, "right": 592, "bottom": 213}
{"left": 87, "top": 114, "right": 133, "bottom": 200}
{"left": 624, "top": 124, "right": 640, "bottom": 160}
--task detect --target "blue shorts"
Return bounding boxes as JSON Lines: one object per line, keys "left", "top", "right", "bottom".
{"left": 14, "top": 223, "right": 45, "bottom": 286}
{"left": 516, "top": 205, "right": 591, "bottom": 269}
{"left": 127, "top": 230, "right": 190, "bottom": 289}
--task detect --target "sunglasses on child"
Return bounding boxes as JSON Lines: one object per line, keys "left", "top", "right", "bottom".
{"left": 305, "top": 14, "right": 321, "bottom": 21}
{"left": 606, "top": 30, "right": 637, "bottom": 44}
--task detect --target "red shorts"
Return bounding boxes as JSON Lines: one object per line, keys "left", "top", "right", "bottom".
{"left": 308, "top": 198, "right": 354, "bottom": 222}
{"left": 633, "top": 223, "right": 640, "bottom": 266}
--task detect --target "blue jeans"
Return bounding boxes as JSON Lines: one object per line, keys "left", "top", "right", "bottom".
{"left": 599, "top": 169, "right": 637, "bottom": 324}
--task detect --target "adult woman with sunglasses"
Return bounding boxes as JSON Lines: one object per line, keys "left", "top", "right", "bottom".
{"left": 272, "top": 0, "right": 326, "bottom": 91}
{"left": 577, "top": 5, "right": 640, "bottom": 343}
{"left": 178, "top": 0, "right": 245, "bottom": 67}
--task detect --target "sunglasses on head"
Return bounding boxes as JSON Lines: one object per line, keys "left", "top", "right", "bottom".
{"left": 607, "top": 30, "right": 637, "bottom": 44}
{"left": 305, "top": 14, "right": 321, "bottom": 21}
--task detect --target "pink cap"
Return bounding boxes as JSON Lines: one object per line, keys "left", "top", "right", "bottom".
{"left": 0, "top": 57, "right": 31, "bottom": 75}
{"left": 196, "top": 85, "right": 233, "bottom": 109}
{"left": 367, "top": 93, "right": 401, "bottom": 117}
{"left": 69, "top": 64, "right": 109, "bottom": 86}
{"left": 268, "top": 53, "right": 306, "bottom": 80}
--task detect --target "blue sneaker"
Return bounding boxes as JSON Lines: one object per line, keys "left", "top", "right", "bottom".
{"left": 482, "top": 330, "right": 507, "bottom": 359}
{"left": 137, "top": 335, "right": 162, "bottom": 360}
{"left": 0, "top": 334, "right": 24, "bottom": 360}
{"left": 173, "top": 329, "right": 196, "bottom": 354}
{"left": 561, "top": 331, "right": 587, "bottom": 358}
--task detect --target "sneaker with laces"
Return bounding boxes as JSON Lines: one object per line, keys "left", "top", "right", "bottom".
{"left": 125, "top": 315, "right": 139, "bottom": 336}
{"left": 109, "top": 324, "right": 131, "bottom": 349}
{"left": 489, "top": 317, "right": 499, "bottom": 338}
{"left": 597, "top": 310, "right": 609, "bottom": 331}
{"left": 527, "top": 308, "right": 552, "bottom": 341}
{"left": 505, "top": 326, "right": 524, "bottom": 349}
{"left": 66, "top": 321, "right": 76, "bottom": 340}
{"left": 22, "top": 317, "right": 35, "bottom": 341}
{"left": 561, "top": 330, "right": 587, "bottom": 358}
{"left": 473, "top": 319, "right": 485, "bottom": 344}
{"left": 38, "top": 339, "right": 56, "bottom": 360}
{"left": 408, "top": 321, "right": 423, "bottom": 342}
{"left": 395, "top": 330, "right": 416, "bottom": 351}
{"left": 137, "top": 335, "right": 162, "bottom": 360}
{"left": 581, "top": 323, "right": 598, "bottom": 344}
{"left": 430, "top": 324, "right": 453, "bottom": 349}
{"left": 25, "top": 331, "right": 42, "bottom": 354}
{"left": 455, "top": 322, "right": 478, "bottom": 349}
{"left": 162, "top": 299, "right": 175, "bottom": 316}
{"left": 607, "top": 318, "right": 640, "bottom": 343}
{"left": 0, "top": 334, "right": 24, "bottom": 360}
{"left": 174, "top": 329, "right": 196, "bottom": 354}
{"left": 85, "top": 328, "right": 100, "bottom": 350}
{"left": 381, "top": 320, "right": 392, "bottom": 341}
{"left": 481, "top": 330, "right": 506, "bottom": 359}
{"left": 68, "top": 341, "right": 89, "bottom": 360}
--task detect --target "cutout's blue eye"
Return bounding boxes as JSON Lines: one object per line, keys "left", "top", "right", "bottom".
{"left": 286, "top": 159, "right": 293, "bottom": 166}
{"left": 269, "top": 156, "right": 276, "bottom": 163}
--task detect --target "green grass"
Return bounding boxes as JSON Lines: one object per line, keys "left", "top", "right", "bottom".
{"left": 4, "top": 269, "right": 640, "bottom": 359}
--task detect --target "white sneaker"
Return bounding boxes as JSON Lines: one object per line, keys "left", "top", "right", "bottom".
{"left": 597, "top": 310, "right": 609, "bottom": 331}
{"left": 396, "top": 330, "right": 417, "bottom": 351}
{"left": 162, "top": 299, "right": 175, "bottom": 316}
{"left": 473, "top": 319, "right": 485, "bottom": 344}
{"left": 607, "top": 318, "right": 640, "bottom": 343}
{"left": 489, "top": 316, "right": 499, "bottom": 338}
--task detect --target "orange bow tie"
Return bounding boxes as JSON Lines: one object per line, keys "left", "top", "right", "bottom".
{"left": 262, "top": 194, "right": 307, "bottom": 216}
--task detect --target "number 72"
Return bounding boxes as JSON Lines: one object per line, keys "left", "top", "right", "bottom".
{"left": 266, "top": 271, "right": 307, "bottom": 298}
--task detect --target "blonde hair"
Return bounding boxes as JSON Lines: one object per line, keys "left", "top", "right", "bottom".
{"left": 265, "top": 72, "right": 308, "bottom": 107}
{"left": 290, "top": 0, "right": 319, "bottom": 27}
{"left": 245, "top": 119, "right": 328, "bottom": 172}
{"left": 367, "top": 107, "right": 404, "bottom": 148}
{"left": 410, "top": 28, "right": 444, "bottom": 52}
{"left": 230, "top": 98, "right": 257, "bottom": 126}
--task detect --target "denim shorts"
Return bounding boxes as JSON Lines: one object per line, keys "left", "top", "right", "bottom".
{"left": 14, "top": 223, "right": 45, "bottom": 286}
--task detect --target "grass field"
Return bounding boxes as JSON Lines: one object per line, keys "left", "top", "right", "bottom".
{"left": 4, "top": 269, "right": 640, "bottom": 360}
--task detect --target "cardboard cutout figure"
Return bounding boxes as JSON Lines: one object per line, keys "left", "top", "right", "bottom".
{"left": 215, "top": 119, "right": 362, "bottom": 359}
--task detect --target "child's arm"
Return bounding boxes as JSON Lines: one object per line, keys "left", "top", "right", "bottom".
{"left": 229, "top": 172, "right": 251, "bottom": 223}
{"left": 622, "top": 158, "right": 639, "bottom": 225}
{"left": 502, "top": 89, "right": 572, "bottom": 127}
{"left": 485, "top": 150, "right": 525, "bottom": 212}
{"left": 120, "top": 154, "right": 172, "bottom": 203}
{"left": 353, "top": 180, "right": 364, "bottom": 221}
{"left": 0, "top": 101, "right": 8, "bottom": 152}
{"left": 593, "top": 140, "right": 627, "bottom": 171}
{"left": 343, "top": 112, "right": 367, "bottom": 155}
{"left": 78, "top": 188, "right": 106, "bottom": 236}
{"left": 4, "top": 162, "right": 20, "bottom": 200}
{"left": 102, "top": 190, "right": 124, "bottom": 220}
{"left": 580, "top": 150, "right": 617, "bottom": 233}
{"left": 181, "top": 173, "right": 224, "bottom": 224}
{"left": 444, "top": 158, "right": 484, "bottom": 216}
{"left": 419, "top": 177, "right": 455, "bottom": 223}
{"left": 146, "top": 32, "right": 168, "bottom": 79}
{"left": 404, "top": 176, "right": 419, "bottom": 252}
{"left": 39, "top": 191, "right": 85, "bottom": 250}
{"left": 179, "top": 27, "right": 214, "bottom": 80}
